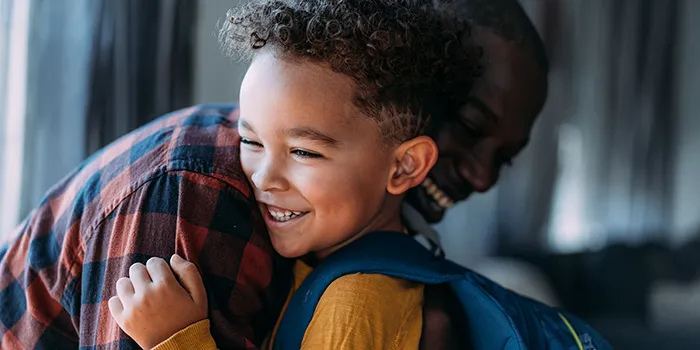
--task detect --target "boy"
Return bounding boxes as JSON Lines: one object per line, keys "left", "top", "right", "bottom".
{"left": 108, "top": 0, "right": 480, "bottom": 348}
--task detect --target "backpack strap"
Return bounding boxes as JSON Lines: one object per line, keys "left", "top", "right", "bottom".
{"left": 275, "top": 231, "right": 613, "bottom": 350}
{"left": 274, "top": 231, "right": 467, "bottom": 349}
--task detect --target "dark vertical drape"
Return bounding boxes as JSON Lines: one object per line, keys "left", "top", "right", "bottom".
{"left": 86, "top": 0, "right": 197, "bottom": 155}
{"left": 18, "top": 0, "right": 197, "bottom": 218}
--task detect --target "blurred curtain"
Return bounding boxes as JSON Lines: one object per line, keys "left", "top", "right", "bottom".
{"left": 0, "top": 0, "right": 31, "bottom": 238}
{"left": 85, "top": 0, "right": 197, "bottom": 156}
{"left": 497, "top": 0, "right": 681, "bottom": 253}
{"left": 18, "top": 0, "right": 197, "bottom": 219}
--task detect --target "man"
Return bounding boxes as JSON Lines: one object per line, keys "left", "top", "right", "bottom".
{"left": 406, "top": 1, "right": 549, "bottom": 348}
{"left": 0, "top": 105, "right": 291, "bottom": 349}
{"left": 0, "top": 1, "right": 548, "bottom": 349}
{"left": 408, "top": 0, "right": 548, "bottom": 225}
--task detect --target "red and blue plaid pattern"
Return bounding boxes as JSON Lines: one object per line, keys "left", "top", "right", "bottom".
{"left": 0, "top": 105, "right": 290, "bottom": 349}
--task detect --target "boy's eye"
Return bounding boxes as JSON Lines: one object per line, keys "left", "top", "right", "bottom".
{"left": 241, "top": 138, "right": 262, "bottom": 147}
{"left": 292, "top": 149, "right": 323, "bottom": 159}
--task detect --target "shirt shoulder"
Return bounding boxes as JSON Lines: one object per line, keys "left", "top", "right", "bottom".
{"left": 302, "top": 273, "right": 424, "bottom": 350}
{"left": 100, "top": 103, "right": 247, "bottom": 191}
{"left": 36, "top": 104, "right": 247, "bottom": 235}
{"left": 2, "top": 103, "right": 249, "bottom": 296}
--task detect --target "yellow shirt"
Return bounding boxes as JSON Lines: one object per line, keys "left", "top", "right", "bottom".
{"left": 154, "top": 260, "right": 424, "bottom": 350}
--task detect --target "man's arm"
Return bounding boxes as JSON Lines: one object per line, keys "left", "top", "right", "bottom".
{"left": 81, "top": 170, "right": 290, "bottom": 349}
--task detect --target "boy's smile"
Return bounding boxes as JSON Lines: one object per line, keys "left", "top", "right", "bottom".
{"left": 238, "top": 52, "right": 403, "bottom": 259}
{"left": 259, "top": 199, "right": 310, "bottom": 229}
{"left": 263, "top": 203, "right": 307, "bottom": 222}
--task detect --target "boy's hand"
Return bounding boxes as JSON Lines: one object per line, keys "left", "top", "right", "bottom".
{"left": 108, "top": 254, "right": 208, "bottom": 349}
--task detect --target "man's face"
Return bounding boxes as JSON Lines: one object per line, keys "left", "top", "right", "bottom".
{"left": 238, "top": 52, "right": 398, "bottom": 259}
{"left": 410, "top": 29, "right": 548, "bottom": 223}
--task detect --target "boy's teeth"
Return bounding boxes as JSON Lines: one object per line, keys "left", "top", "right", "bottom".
{"left": 268, "top": 207, "right": 304, "bottom": 222}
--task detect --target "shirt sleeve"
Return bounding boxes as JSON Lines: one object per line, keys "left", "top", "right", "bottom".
{"left": 152, "top": 319, "right": 219, "bottom": 350}
{"left": 300, "top": 273, "right": 424, "bottom": 350}
{"left": 80, "top": 170, "right": 289, "bottom": 349}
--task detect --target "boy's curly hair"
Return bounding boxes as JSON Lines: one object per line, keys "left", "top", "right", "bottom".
{"left": 219, "top": 0, "right": 482, "bottom": 144}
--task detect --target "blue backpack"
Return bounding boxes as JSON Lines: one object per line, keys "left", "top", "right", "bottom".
{"left": 275, "top": 231, "right": 612, "bottom": 350}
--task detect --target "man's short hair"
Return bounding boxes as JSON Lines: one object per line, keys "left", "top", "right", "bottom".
{"left": 436, "top": 0, "right": 549, "bottom": 72}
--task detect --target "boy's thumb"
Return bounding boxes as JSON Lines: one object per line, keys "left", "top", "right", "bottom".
{"left": 170, "top": 254, "right": 207, "bottom": 307}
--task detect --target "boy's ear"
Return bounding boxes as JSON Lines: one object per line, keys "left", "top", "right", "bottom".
{"left": 387, "top": 136, "right": 438, "bottom": 196}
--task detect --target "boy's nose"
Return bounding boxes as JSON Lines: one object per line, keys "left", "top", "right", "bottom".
{"left": 251, "top": 165, "right": 290, "bottom": 192}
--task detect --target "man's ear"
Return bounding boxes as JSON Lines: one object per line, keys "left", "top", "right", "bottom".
{"left": 387, "top": 136, "right": 438, "bottom": 196}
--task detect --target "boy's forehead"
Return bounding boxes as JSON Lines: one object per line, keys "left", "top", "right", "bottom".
{"left": 240, "top": 53, "right": 376, "bottom": 138}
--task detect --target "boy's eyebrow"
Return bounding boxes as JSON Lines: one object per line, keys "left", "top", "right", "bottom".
{"left": 239, "top": 119, "right": 339, "bottom": 148}
{"left": 239, "top": 119, "right": 255, "bottom": 132}
{"left": 285, "top": 126, "right": 339, "bottom": 148}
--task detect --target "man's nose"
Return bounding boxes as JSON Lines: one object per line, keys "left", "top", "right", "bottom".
{"left": 459, "top": 146, "right": 500, "bottom": 193}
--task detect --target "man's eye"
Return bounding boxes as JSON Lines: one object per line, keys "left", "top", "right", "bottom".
{"left": 457, "top": 120, "right": 484, "bottom": 138}
{"left": 241, "top": 138, "right": 262, "bottom": 147}
{"left": 292, "top": 149, "right": 323, "bottom": 159}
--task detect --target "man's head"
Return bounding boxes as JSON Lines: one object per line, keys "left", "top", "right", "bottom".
{"left": 220, "top": 0, "right": 480, "bottom": 258}
{"left": 408, "top": 0, "right": 549, "bottom": 222}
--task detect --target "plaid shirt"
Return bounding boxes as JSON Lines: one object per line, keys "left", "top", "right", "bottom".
{"left": 0, "top": 104, "right": 291, "bottom": 349}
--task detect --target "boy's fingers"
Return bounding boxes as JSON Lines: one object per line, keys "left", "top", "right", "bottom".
{"left": 170, "top": 254, "right": 207, "bottom": 307}
{"left": 108, "top": 296, "right": 124, "bottom": 318}
{"left": 116, "top": 277, "right": 135, "bottom": 302}
{"left": 146, "top": 257, "right": 176, "bottom": 284}
{"left": 129, "top": 263, "right": 152, "bottom": 292}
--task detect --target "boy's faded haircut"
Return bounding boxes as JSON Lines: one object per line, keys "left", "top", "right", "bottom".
{"left": 219, "top": 0, "right": 482, "bottom": 145}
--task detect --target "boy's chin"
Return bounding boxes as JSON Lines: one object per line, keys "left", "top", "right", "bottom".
{"left": 271, "top": 238, "right": 309, "bottom": 259}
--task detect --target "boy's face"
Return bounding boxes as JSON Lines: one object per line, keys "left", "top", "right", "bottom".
{"left": 238, "top": 52, "right": 399, "bottom": 259}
